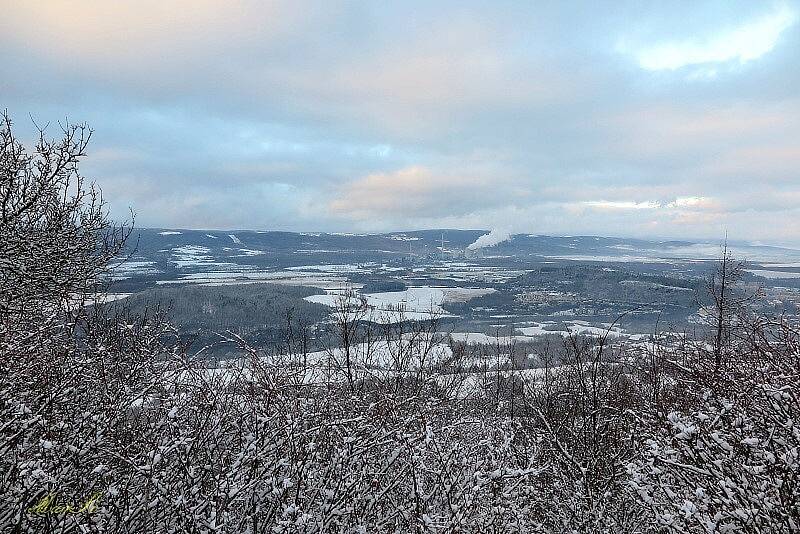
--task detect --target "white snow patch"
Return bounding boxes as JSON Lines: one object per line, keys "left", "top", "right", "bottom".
{"left": 170, "top": 245, "right": 232, "bottom": 268}
{"left": 111, "top": 260, "right": 161, "bottom": 280}
{"left": 745, "top": 269, "right": 800, "bottom": 279}
{"left": 288, "top": 264, "right": 368, "bottom": 274}
{"left": 306, "top": 286, "right": 494, "bottom": 315}
{"left": 389, "top": 234, "right": 421, "bottom": 241}
{"left": 234, "top": 248, "right": 265, "bottom": 256}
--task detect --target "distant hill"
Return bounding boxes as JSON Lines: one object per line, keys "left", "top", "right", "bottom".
{"left": 108, "top": 228, "right": 800, "bottom": 293}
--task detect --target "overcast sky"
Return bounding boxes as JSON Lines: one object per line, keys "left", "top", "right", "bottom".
{"left": 3, "top": 1, "right": 799, "bottom": 244}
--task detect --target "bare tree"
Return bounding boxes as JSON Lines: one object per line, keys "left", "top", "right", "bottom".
{"left": 707, "top": 241, "right": 741, "bottom": 369}
{"left": 0, "top": 111, "right": 129, "bottom": 321}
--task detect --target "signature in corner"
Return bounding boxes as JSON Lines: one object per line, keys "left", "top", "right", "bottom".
{"left": 28, "top": 492, "right": 102, "bottom": 515}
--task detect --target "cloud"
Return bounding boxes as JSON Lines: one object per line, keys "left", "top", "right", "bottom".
{"left": 575, "top": 196, "right": 720, "bottom": 217}
{"left": 0, "top": 1, "right": 307, "bottom": 70}
{"left": 625, "top": 4, "right": 797, "bottom": 71}
{"left": 328, "top": 166, "right": 503, "bottom": 222}
{"left": 579, "top": 200, "right": 662, "bottom": 211}
{"left": 2, "top": 2, "right": 800, "bottom": 244}
{"left": 667, "top": 196, "right": 717, "bottom": 210}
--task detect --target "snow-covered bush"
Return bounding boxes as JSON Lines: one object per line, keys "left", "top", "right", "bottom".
{"left": 629, "top": 319, "right": 800, "bottom": 533}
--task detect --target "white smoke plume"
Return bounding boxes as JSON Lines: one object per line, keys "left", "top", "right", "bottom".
{"left": 467, "top": 229, "right": 512, "bottom": 250}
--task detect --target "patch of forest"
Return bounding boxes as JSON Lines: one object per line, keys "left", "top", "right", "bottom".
{"left": 113, "top": 284, "right": 328, "bottom": 352}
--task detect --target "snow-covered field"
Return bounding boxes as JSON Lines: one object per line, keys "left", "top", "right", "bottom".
{"left": 287, "top": 264, "right": 371, "bottom": 274}
{"left": 550, "top": 243, "right": 800, "bottom": 265}
{"left": 449, "top": 332, "right": 534, "bottom": 344}
{"left": 450, "top": 320, "right": 626, "bottom": 344}
{"left": 305, "top": 286, "right": 495, "bottom": 317}
{"left": 200, "top": 333, "right": 589, "bottom": 401}
{"left": 158, "top": 270, "right": 354, "bottom": 290}
{"left": 745, "top": 269, "right": 800, "bottom": 279}
{"left": 421, "top": 262, "right": 526, "bottom": 283}
{"left": 545, "top": 254, "right": 677, "bottom": 264}
{"left": 110, "top": 260, "right": 162, "bottom": 280}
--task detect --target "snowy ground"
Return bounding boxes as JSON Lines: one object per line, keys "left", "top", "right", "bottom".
{"left": 110, "top": 260, "right": 162, "bottom": 280}
{"left": 518, "top": 320, "right": 626, "bottom": 338}
{"left": 745, "top": 269, "right": 800, "bottom": 279}
{"left": 158, "top": 270, "right": 354, "bottom": 290}
{"left": 198, "top": 335, "right": 587, "bottom": 400}
{"left": 305, "top": 286, "right": 495, "bottom": 323}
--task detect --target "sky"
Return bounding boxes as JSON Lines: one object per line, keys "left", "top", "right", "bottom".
{"left": 2, "top": 1, "right": 800, "bottom": 245}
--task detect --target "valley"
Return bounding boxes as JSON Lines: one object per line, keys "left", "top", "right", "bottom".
{"left": 107, "top": 229, "right": 800, "bottom": 356}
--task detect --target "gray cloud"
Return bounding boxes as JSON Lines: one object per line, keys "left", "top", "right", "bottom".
{"left": 2, "top": 1, "right": 799, "bottom": 244}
